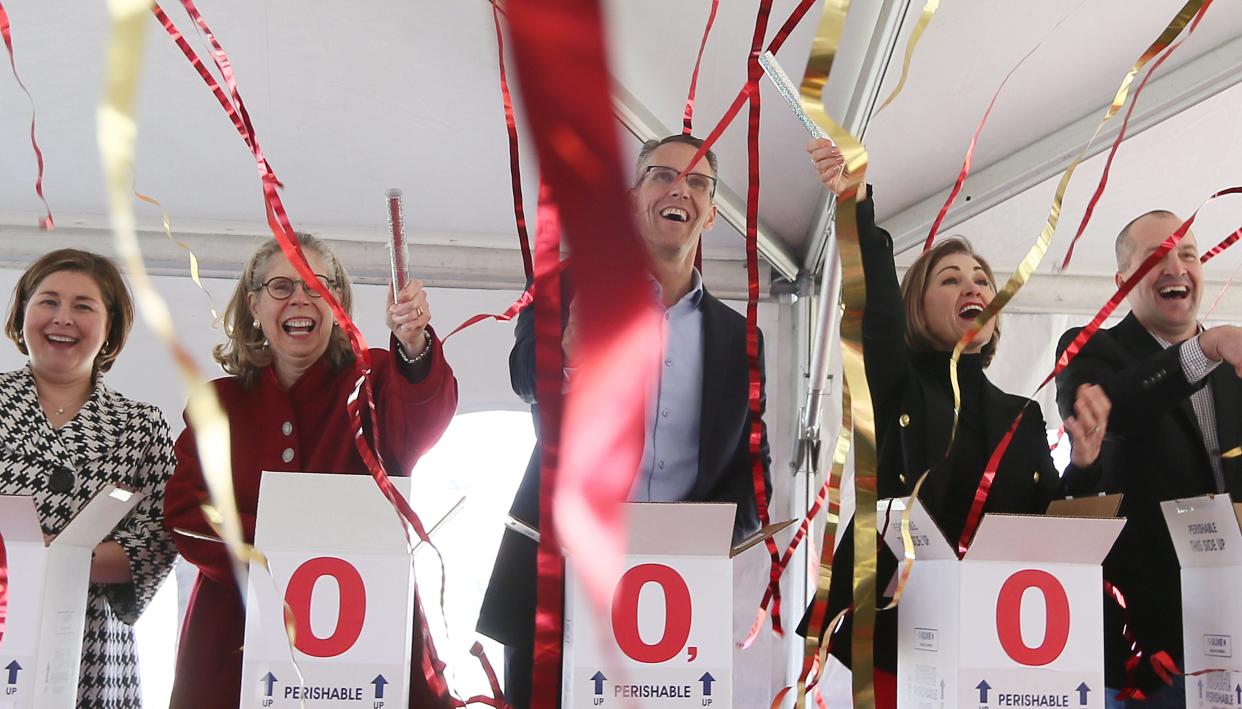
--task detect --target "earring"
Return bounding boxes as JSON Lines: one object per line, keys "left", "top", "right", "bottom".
{"left": 253, "top": 319, "right": 260, "bottom": 328}
{"left": 16, "top": 330, "right": 23, "bottom": 345}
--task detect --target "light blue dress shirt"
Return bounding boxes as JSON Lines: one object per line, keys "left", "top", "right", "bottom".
{"left": 630, "top": 270, "right": 705, "bottom": 502}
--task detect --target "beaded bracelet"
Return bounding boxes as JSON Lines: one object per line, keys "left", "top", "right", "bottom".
{"left": 396, "top": 329, "right": 433, "bottom": 365}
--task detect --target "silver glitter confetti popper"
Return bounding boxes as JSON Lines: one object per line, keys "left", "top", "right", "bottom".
{"left": 758, "top": 51, "right": 828, "bottom": 140}
{"left": 385, "top": 188, "right": 409, "bottom": 299}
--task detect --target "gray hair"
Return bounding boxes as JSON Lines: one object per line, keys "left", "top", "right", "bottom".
{"left": 634, "top": 134, "right": 719, "bottom": 184}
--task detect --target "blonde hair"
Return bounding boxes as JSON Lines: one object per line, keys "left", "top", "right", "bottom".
{"left": 899, "top": 237, "right": 1001, "bottom": 367}
{"left": 214, "top": 234, "right": 354, "bottom": 387}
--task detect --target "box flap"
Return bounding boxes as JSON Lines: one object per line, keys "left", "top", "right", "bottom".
{"left": 1161, "top": 495, "right": 1242, "bottom": 567}
{"left": 254, "top": 471, "right": 413, "bottom": 552}
{"left": 627, "top": 502, "right": 734, "bottom": 556}
{"left": 1046, "top": 493, "right": 1123, "bottom": 518}
{"left": 731, "top": 519, "right": 796, "bottom": 558}
{"left": 0, "top": 494, "right": 45, "bottom": 543}
{"left": 879, "top": 497, "right": 957, "bottom": 561}
{"left": 54, "top": 485, "right": 142, "bottom": 548}
{"left": 964, "top": 513, "right": 1124, "bottom": 563}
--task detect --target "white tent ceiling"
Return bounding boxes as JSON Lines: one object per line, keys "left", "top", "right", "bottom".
{"left": 1, "top": 0, "right": 1241, "bottom": 311}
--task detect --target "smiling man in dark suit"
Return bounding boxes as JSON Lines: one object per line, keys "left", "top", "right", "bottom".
{"left": 475, "top": 134, "right": 772, "bottom": 709}
{"left": 1056, "top": 210, "right": 1242, "bottom": 708}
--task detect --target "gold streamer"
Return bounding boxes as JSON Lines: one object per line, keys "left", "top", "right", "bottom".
{"left": 881, "top": 470, "right": 929, "bottom": 610}
{"left": 99, "top": 0, "right": 247, "bottom": 588}
{"left": 793, "top": 23, "right": 875, "bottom": 702}
{"left": 97, "top": 18, "right": 313, "bottom": 707}
{"left": 1222, "top": 447, "right": 1240, "bottom": 459}
{"left": 133, "top": 186, "right": 221, "bottom": 320}
{"left": 874, "top": 0, "right": 939, "bottom": 114}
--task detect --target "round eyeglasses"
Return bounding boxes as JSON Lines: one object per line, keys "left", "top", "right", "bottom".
{"left": 255, "top": 275, "right": 336, "bottom": 300}
{"left": 641, "top": 165, "right": 718, "bottom": 197}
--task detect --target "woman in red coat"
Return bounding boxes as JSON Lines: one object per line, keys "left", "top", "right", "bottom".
{"left": 163, "top": 234, "right": 458, "bottom": 709}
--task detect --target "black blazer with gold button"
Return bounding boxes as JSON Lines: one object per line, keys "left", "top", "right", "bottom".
{"left": 804, "top": 195, "right": 1068, "bottom": 672}
{"left": 1055, "top": 312, "right": 1242, "bottom": 693}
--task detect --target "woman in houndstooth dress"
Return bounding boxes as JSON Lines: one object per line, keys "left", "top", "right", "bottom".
{"left": 0, "top": 249, "right": 177, "bottom": 708}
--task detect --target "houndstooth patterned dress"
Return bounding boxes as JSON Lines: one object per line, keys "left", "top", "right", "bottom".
{"left": 0, "top": 365, "right": 178, "bottom": 708}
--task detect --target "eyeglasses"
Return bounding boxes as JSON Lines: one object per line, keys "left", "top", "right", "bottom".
{"left": 255, "top": 275, "right": 336, "bottom": 300}
{"left": 641, "top": 165, "right": 717, "bottom": 197}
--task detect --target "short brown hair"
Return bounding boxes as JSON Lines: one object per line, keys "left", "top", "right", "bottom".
{"left": 5, "top": 249, "right": 134, "bottom": 376}
{"left": 1116, "top": 209, "right": 1179, "bottom": 271}
{"left": 214, "top": 234, "right": 354, "bottom": 388}
{"left": 635, "top": 134, "right": 719, "bottom": 183}
{"left": 900, "top": 237, "right": 1001, "bottom": 367}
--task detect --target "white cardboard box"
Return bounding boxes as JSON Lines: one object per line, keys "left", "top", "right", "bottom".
{"left": 0, "top": 486, "right": 141, "bottom": 709}
{"left": 561, "top": 502, "right": 789, "bottom": 709}
{"left": 885, "top": 497, "right": 1124, "bottom": 709}
{"left": 1161, "top": 494, "right": 1242, "bottom": 709}
{"left": 239, "top": 472, "right": 417, "bottom": 709}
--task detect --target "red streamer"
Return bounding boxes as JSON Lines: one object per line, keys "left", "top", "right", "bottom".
{"left": 529, "top": 182, "right": 566, "bottom": 709}
{"left": 922, "top": 42, "right": 1047, "bottom": 252}
{"left": 678, "top": 0, "right": 818, "bottom": 177}
{"left": 490, "top": 1, "right": 534, "bottom": 281}
{"left": 1058, "top": 0, "right": 1212, "bottom": 270}
{"left": 0, "top": 0, "right": 54, "bottom": 229}
{"left": 740, "top": 468, "right": 841, "bottom": 648}
{"left": 681, "top": 0, "right": 720, "bottom": 134}
{"left": 742, "top": 0, "right": 785, "bottom": 636}
{"left": 154, "top": 2, "right": 454, "bottom": 697}
{"left": 0, "top": 532, "right": 7, "bottom": 648}
{"left": 504, "top": 0, "right": 665, "bottom": 704}
{"left": 448, "top": 642, "right": 511, "bottom": 708}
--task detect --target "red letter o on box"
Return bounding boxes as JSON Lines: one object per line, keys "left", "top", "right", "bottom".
{"left": 995, "top": 569, "right": 1071, "bottom": 666}
{"left": 284, "top": 557, "right": 367, "bottom": 658}
{"left": 610, "top": 564, "right": 692, "bottom": 663}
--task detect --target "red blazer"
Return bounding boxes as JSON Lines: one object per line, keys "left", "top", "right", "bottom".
{"left": 164, "top": 335, "right": 457, "bottom": 709}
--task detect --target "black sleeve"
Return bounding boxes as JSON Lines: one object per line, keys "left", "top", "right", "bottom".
{"left": 509, "top": 278, "right": 538, "bottom": 404}
{"left": 722, "top": 330, "right": 772, "bottom": 545}
{"left": 1055, "top": 326, "right": 1203, "bottom": 437}
{"left": 856, "top": 193, "right": 912, "bottom": 417}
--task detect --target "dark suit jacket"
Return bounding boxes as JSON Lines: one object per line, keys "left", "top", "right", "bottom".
{"left": 1055, "top": 313, "right": 1242, "bottom": 692}
{"left": 476, "top": 275, "right": 773, "bottom": 649}
{"left": 804, "top": 196, "right": 1065, "bottom": 671}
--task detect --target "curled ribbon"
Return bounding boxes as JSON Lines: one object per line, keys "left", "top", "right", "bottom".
{"left": 0, "top": 531, "right": 7, "bottom": 648}
{"left": 681, "top": 0, "right": 720, "bottom": 134}
{"left": 153, "top": 1, "right": 456, "bottom": 696}
{"left": 874, "top": 0, "right": 939, "bottom": 115}
{"left": 489, "top": 1, "right": 533, "bottom": 282}
{"left": 950, "top": 0, "right": 1212, "bottom": 558}
{"left": 741, "top": 0, "right": 785, "bottom": 637}
{"left": 133, "top": 186, "right": 221, "bottom": 321}
{"left": 741, "top": 387, "right": 849, "bottom": 650}
{"left": 775, "top": 26, "right": 878, "bottom": 702}
{"left": 1058, "top": 0, "right": 1213, "bottom": 270}
{"left": 958, "top": 187, "right": 1242, "bottom": 561}
{"left": 922, "top": 0, "right": 1087, "bottom": 253}
{"left": 678, "top": 0, "right": 820, "bottom": 177}
{"left": 0, "top": 0, "right": 54, "bottom": 228}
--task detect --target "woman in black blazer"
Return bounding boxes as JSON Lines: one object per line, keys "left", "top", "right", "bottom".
{"left": 799, "top": 139, "right": 1112, "bottom": 707}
